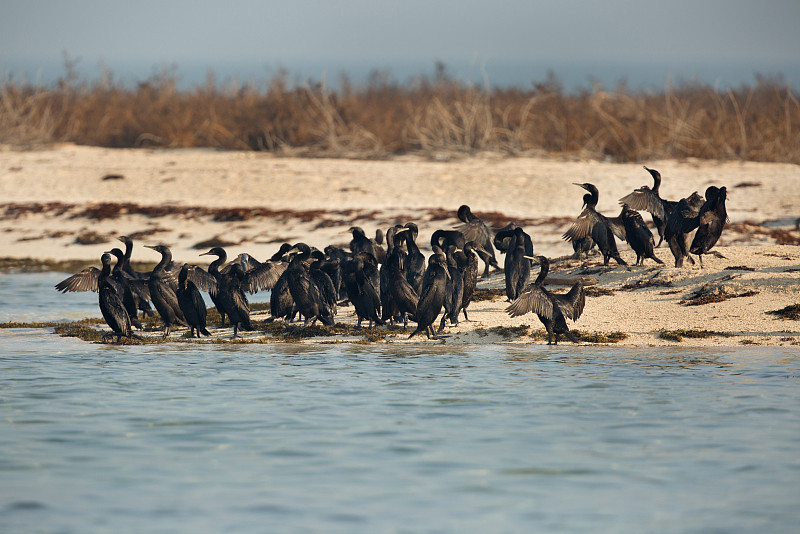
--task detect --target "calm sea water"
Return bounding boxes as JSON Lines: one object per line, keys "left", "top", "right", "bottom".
{"left": 1, "top": 273, "right": 799, "bottom": 533}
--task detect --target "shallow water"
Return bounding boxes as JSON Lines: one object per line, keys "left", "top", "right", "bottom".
{"left": 1, "top": 274, "right": 799, "bottom": 533}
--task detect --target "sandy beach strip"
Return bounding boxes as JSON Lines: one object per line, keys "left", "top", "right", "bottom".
{"left": 1, "top": 144, "right": 799, "bottom": 346}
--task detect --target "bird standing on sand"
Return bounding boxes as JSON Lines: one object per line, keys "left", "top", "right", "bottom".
{"left": 176, "top": 263, "right": 211, "bottom": 338}
{"left": 144, "top": 245, "right": 188, "bottom": 337}
{"left": 619, "top": 166, "right": 677, "bottom": 247}
{"left": 563, "top": 183, "right": 627, "bottom": 266}
{"left": 690, "top": 186, "right": 728, "bottom": 268}
{"left": 506, "top": 256, "right": 585, "bottom": 345}
{"left": 408, "top": 249, "right": 450, "bottom": 340}
{"left": 619, "top": 205, "right": 664, "bottom": 266}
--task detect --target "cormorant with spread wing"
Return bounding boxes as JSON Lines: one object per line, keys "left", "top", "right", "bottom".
{"left": 618, "top": 166, "right": 677, "bottom": 247}
{"left": 506, "top": 256, "right": 586, "bottom": 345}
{"left": 563, "top": 183, "right": 627, "bottom": 266}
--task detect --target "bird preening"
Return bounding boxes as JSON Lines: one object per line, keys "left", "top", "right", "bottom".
{"left": 55, "top": 173, "right": 728, "bottom": 344}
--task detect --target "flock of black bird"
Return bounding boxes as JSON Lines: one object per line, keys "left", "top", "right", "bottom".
{"left": 55, "top": 167, "right": 729, "bottom": 345}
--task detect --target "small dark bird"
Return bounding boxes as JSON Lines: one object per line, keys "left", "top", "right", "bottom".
{"left": 285, "top": 243, "right": 335, "bottom": 327}
{"left": 382, "top": 229, "right": 419, "bottom": 329}
{"left": 563, "top": 183, "right": 627, "bottom": 266}
{"left": 439, "top": 245, "right": 464, "bottom": 331}
{"left": 690, "top": 186, "right": 728, "bottom": 268}
{"left": 349, "top": 226, "right": 386, "bottom": 264}
{"left": 459, "top": 242, "right": 481, "bottom": 321}
{"left": 403, "top": 222, "right": 426, "bottom": 296}
{"left": 176, "top": 263, "right": 211, "bottom": 338}
{"left": 144, "top": 245, "right": 188, "bottom": 337}
{"left": 454, "top": 205, "right": 499, "bottom": 277}
{"left": 498, "top": 226, "right": 533, "bottom": 300}
{"left": 408, "top": 249, "right": 450, "bottom": 340}
{"left": 341, "top": 252, "right": 384, "bottom": 328}
{"left": 618, "top": 166, "right": 677, "bottom": 247}
{"left": 97, "top": 252, "right": 136, "bottom": 343}
{"left": 663, "top": 192, "right": 704, "bottom": 267}
{"left": 619, "top": 205, "right": 664, "bottom": 266}
{"left": 506, "top": 256, "right": 586, "bottom": 345}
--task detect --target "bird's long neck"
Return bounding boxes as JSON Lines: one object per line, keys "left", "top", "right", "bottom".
{"left": 534, "top": 260, "right": 549, "bottom": 285}
{"left": 154, "top": 250, "right": 172, "bottom": 274}
{"left": 208, "top": 253, "right": 226, "bottom": 275}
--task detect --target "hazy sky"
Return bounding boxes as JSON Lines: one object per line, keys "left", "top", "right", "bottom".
{"left": 2, "top": 0, "right": 799, "bottom": 87}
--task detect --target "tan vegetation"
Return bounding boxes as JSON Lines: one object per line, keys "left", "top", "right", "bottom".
{"left": 2, "top": 66, "right": 798, "bottom": 162}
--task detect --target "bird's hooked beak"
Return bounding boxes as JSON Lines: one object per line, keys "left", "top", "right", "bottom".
{"left": 523, "top": 255, "right": 541, "bottom": 265}
{"left": 144, "top": 245, "right": 157, "bottom": 251}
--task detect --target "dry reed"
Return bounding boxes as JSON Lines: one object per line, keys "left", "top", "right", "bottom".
{"left": 1, "top": 66, "right": 798, "bottom": 162}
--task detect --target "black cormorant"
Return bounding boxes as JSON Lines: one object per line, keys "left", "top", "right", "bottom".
{"left": 144, "top": 245, "right": 188, "bottom": 337}
{"left": 341, "top": 252, "right": 384, "bottom": 328}
{"left": 439, "top": 245, "right": 464, "bottom": 331}
{"left": 618, "top": 166, "right": 678, "bottom": 247}
{"left": 563, "top": 183, "right": 628, "bottom": 266}
{"left": 455, "top": 205, "right": 499, "bottom": 277}
{"left": 663, "top": 191, "right": 706, "bottom": 267}
{"left": 97, "top": 252, "right": 136, "bottom": 343}
{"left": 285, "top": 243, "right": 335, "bottom": 327}
{"left": 619, "top": 205, "right": 664, "bottom": 266}
{"left": 176, "top": 263, "right": 211, "bottom": 338}
{"left": 459, "top": 242, "right": 481, "bottom": 321}
{"left": 690, "top": 186, "right": 728, "bottom": 268}
{"left": 408, "top": 249, "right": 450, "bottom": 340}
{"left": 403, "top": 222, "right": 426, "bottom": 296}
{"left": 506, "top": 256, "right": 586, "bottom": 345}
{"left": 498, "top": 226, "right": 532, "bottom": 300}
{"left": 349, "top": 226, "right": 386, "bottom": 264}
{"left": 383, "top": 229, "right": 419, "bottom": 329}
{"left": 106, "top": 248, "right": 146, "bottom": 329}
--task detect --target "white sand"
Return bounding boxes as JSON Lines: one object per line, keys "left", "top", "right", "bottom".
{"left": 2, "top": 144, "right": 799, "bottom": 346}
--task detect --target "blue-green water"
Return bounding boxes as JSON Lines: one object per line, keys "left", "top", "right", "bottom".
{"left": 1, "top": 273, "right": 799, "bottom": 533}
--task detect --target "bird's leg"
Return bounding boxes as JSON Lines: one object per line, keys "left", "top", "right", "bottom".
{"left": 698, "top": 254, "right": 705, "bottom": 269}
{"left": 163, "top": 324, "right": 171, "bottom": 338}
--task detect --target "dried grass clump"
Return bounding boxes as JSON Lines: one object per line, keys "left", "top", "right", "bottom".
{"left": 767, "top": 304, "right": 800, "bottom": 321}
{"left": 2, "top": 63, "right": 798, "bottom": 162}
{"left": 658, "top": 329, "right": 735, "bottom": 342}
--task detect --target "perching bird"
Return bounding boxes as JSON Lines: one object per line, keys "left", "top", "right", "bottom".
{"left": 563, "top": 183, "right": 627, "bottom": 266}
{"left": 341, "top": 252, "right": 384, "bottom": 328}
{"left": 619, "top": 205, "right": 664, "bottom": 266}
{"left": 408, "top": 249, "right": 450, "bottom": 340}
{"left": 663, "top": 191, "right": 706, "bottom": 267}
{"left": 144, "top": 245, "right": 187, "bottom": 337}
{"left": 402, "top": 222, "right": 426, "bottom": 296}
{"left": 690, "top": 186, "right": 728, "bottom": 268}
{"left": 497, "top": 226, "right": 533, "bottom": 300}
{"left": 506, "top": 256, "right": 585, "bottom": 345}
{"left": 284, "top": 243, "right": 335, "bottom": 327}
{"left": 176, "top": 263, "right": 211, "bottom": 338}
{"left": 618, "top": 166, "right": 677, "bottom": 247}
{"left": 439, "top": 245, "right": 464, "bottom": 331}
{"left": 382, "top": 229, "right": 419, "bottom": 329}
{"left": 459, "top": 242, "right": 481, "bottom": 321}
{"left": 97, "top": 252, "right": 135, "bottom": 343}
{"left": 454, "top": 205, "right": 499, "bottom": 277}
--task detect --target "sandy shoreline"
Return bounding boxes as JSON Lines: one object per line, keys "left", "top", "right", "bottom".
{"left": 1, "top": 144, "right": 799, "bottom": 346}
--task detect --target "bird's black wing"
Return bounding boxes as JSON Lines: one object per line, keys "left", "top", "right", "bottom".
{"left": 619, "top": 186, "right": 666, "bottom": 220}
{"left": 243, "top": 261, "right": 287, "bottom": 293}
{"left": 563, "top": 208, "right": 602, "bottom": 242}
{"left": 506, "top": 285, "right": 553, "bottom": 319}
{"left": 554, "top": 281, "right": 585, "bottom": 321}
{"left": 55, "top": 267, "right": 101, "bottom": 293}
